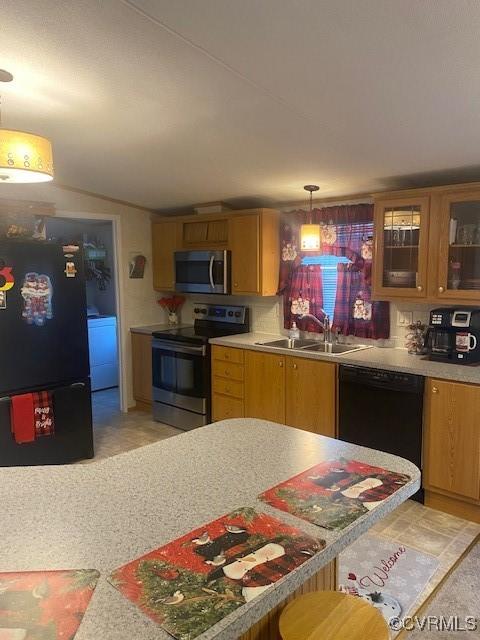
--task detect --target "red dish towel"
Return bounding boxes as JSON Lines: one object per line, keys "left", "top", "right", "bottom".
{"left": 10, "top": 393, "right": 35, "bottom": 444}
{"left": 33, "top": 391, "right": 55, "bottom": 437}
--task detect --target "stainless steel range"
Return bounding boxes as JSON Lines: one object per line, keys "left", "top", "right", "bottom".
{"left": 152, "top": 303, "right": 249, "bottom": 430}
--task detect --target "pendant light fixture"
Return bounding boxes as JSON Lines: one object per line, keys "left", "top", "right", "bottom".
{"left": 0, "top": 70, "right": 54, "bottom": 183}
{"left": 300, "top": 184, "right": 320, "bottom": 251}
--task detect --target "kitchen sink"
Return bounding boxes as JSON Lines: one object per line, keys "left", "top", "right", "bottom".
{"left": 255, "top": 338, "right": 318, "bottom": 349}
{"left": 301, "top": 343, "right": 372, "bottom": 355}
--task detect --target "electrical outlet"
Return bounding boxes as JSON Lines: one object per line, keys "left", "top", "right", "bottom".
{"left": 397, "top": 311, "right": 413, "bottom": 326}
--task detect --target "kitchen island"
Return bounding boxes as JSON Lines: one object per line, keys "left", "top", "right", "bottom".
{"left": 2, "top": 419, "right": 420, "bottom": 640}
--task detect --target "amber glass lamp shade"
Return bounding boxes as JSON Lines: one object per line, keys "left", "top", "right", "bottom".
{"left": 0, "top": 129, "right": 54, "bottom": 183}
{"left": 300, "top": 223, "right": 321, "bottom": 251}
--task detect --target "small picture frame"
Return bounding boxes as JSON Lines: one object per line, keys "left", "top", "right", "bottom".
{"left": 129, "top": 253, "right": 146, "bottom": 279}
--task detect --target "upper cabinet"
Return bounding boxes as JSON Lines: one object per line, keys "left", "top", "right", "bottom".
{"left": 373, "top": 196, "right": 430, "bottom": 298}
{"left": 151, "top": 208, "right": 279, "bottom": 296}
{"left": 436, "top": 191, "right": 480, "bottom": 302}
{"left": 372, "top": 183, "right": 480, "bottom": 304}
{"left": 229, "top": 210, "right": 279, "bottom": 296}
{"left": 152, "top": 220, "right": 180, "bottom": 291}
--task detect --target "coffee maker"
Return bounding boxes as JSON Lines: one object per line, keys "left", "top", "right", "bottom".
{"left": 425, "top": 308, "right": 480, "bottom": 364}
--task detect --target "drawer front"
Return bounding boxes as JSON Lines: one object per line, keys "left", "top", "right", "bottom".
{"left": 212, "top": 393, "right": 244, "bottom": 421}
{"left": 213, "top": 376, "right": 244, "bottom": 399}
{"left": 212, "top": 345, "right": 244, "bottom": 365}
{"left": 212, "top": 360, "right": 244, "bottom": 382}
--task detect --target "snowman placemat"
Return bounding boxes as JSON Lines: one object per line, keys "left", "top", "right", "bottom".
{"left": 259, "top": 458, "right": 411, "bottom": 530}
{"left": 108, "top": 507, "right": 325, "bottom": 640}
{"left": 0, "top": 569, "right": 99, "bottom": 639}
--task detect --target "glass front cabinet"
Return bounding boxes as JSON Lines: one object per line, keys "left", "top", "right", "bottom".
{"left": 373, "top": 196, "right": 430, "bottom": 298}
{"left": 437, "top": 192, "right": 480, "bottom": 302}
{"left": 373, "top": 187, "right": 480, "bottom": 304}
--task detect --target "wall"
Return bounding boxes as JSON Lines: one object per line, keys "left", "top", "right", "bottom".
{"left": 0, "top": 183, "right": 161, "bottom": 409}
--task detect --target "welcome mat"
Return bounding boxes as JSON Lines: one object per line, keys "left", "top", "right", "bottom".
{"left": 0, "top": 569, "right": 99, "bottom": 640}
{"left": 108, "top": 507, "right": 325, "bottom": 640}
{"left": 338, "top": 533, "right": 439, "bottom": 628}
{"left": 259, "top": 458, "right": 410, "bottom": 530}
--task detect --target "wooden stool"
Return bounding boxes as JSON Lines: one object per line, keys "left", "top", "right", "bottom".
{"left": 279, "top": 591, "right": 390, "bottom": 640}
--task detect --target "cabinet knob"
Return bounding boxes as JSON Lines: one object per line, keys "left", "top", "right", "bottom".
{"left": 293, "top": 363, "right": 298, "bottom": 370}
{"left": 438, "top": 286, "right": 445, "bottom": 293}
{"left": 279, "top": 360, "right": 283, "bottom": 367}
{"left": 417, "top": 285, "right": 423, "bottom": 292}
{"left": 224, "top": 370, "right": 230, "bottom": 377}
{"left": 234, "top": 282, "right": 238, "bottom": 288}
{"left": 432, "top": 386, "right": 439, "bottom": 394}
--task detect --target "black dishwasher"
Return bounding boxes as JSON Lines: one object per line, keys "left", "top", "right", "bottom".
{"left": 338, "top": 365, "right": 424, "bottom": 502}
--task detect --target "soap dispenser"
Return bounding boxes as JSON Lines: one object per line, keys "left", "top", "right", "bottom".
{"left": 289, "top": 322, "right": 300, "bottom": 340}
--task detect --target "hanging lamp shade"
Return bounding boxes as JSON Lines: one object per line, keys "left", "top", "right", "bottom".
{"left": 300, "top": 184, "right": 320, "bottom": 251}
{"left": 300, "top": 223, "right": 321, "bottom": 251}
{"left": 0, "top": 128, "right": 54, "bottom": 183}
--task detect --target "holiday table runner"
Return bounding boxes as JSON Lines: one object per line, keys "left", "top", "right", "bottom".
{"left": 259, "top": 458, "right": 411, "bottom": 531}
{"left": 0, "top": 569, "right": 99, "bottom": 640}
{"left": 108, "top": 507, "right": 325, "bottom": 640}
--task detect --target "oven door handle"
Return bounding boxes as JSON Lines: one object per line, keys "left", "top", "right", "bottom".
{"left": 208, "top": 255, "right": 215, "bottom": 290}
{"left": 153, "top": 339, "right": 206, "bottom": 356}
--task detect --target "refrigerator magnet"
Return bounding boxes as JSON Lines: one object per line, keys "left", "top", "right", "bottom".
{"left": 0, "top": 291, "right": 6, "bottom": 309}
{"left": 64, "top": 261, "right": 77, "bottom": 278}
{"left": 0, "top": 261, "right": 15, "bottom": 291}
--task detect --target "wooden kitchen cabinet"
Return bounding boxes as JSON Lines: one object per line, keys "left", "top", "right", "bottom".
{"left": 183, "top": 219, "right": 228, "bottom": 246}
{"left": 373, "top": 195, "right": 430, "bottom": 299}
{"left": 211, "top": 345, "right": 245, "bottom": 421}
{"left": 244, "top": 350, "right": 286, "bottom": 423}
{"left": 424, "top": 378, "right": 480, "bottom": 503}
{"left": 229, "top": 209, "right": 280, "bottom": 296}
{"left": 285, "top": 357, "right": 336, "bottom": 437}
{"left": 152, "top": 220, "right": 179, "bottom": 291}
{"left": 372, "top": 182, "right": 480, "bottom": 303}
{"left": 131, "top": 332, "right": 152, "bottom": 410}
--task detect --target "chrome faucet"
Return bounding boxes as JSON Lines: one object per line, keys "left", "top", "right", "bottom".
{"left": 296, "top": 311, "right": 333, "bottom": 344}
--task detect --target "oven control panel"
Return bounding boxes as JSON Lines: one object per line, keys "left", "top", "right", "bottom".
{"left": 193, "top": 303, "right": 247, "bottom": 324}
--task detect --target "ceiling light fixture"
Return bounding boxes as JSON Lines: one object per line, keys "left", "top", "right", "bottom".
{"left": 0, "top": 70, "right": 54, "bottom": 183}
{"left": 300, "top": 184, "right": 320, "bottom": 251}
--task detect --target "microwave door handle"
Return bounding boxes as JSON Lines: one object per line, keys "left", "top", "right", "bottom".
{"left": 209, "top": 255, "right": 215, "bottom": 290}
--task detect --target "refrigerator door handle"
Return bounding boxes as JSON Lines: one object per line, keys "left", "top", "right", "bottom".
{"left": 69, "top": 382, "right": 86, "bottom": 389}
{"left": 0, "top": 396, "right": 10, "bottom": 405}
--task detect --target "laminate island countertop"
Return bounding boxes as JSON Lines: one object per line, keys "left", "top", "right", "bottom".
{"left": 209, "top": 332, "right": 480, "bottom": 385}
{"left": 2, "top": 420, "right": 420, "bottom": 640}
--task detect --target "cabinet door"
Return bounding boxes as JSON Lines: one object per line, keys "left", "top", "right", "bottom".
{"left": 131, "top": 333, "right": 152, "bottom": 405}
{"left": 230, "top": 215, "right": 260, "bottom": 295}
{"left": 212, "top": 393, "right": 244, "bottom": 421}
{"left": 373, "top": 196, "right": 430, "bottom": 298}
{"left": 286, "top": 357, "right": 336, "bottom": 437}
{"left": 424, "top": 378, "right": 480, "bottom": 501}
{"left": 245, "top": 350, "right": 285, "bottom": 423}
{"left": 152, "top": 222, "right": 178, "bottom": 290}
{"left": 436, "top": 191, "right": 480, "bottom": 302}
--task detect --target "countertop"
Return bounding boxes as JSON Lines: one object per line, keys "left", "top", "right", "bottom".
{"left": 210, "top": 332, "right": 480, "bottom": 385}
{"left": 2, "top": 419, "right": 419, "bottom": 640}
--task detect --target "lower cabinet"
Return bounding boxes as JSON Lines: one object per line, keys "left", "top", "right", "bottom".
{"left": 286, "top": 356, "right": 336, "bottom": 437}
{"left": 212, "top": 347, "right": 337, "bottom": 437}
{"left": 131, "top": 332, "right": 152, "bottom": 410}
{"left": 424, "top": 378, "right": 480, "bottom": 504}
{"left": 244, "top": 350, "right": 286, "bottom": 423}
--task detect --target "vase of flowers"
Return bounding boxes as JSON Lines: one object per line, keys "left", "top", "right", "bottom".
{"left": 157, "top": 295, "right": 185, "bottom": 326}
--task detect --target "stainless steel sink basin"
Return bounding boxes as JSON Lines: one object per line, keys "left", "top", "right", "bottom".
{"left": 255, "top": 338, "right": 318, "bottom": 349}
{"left": 301, "top": 343, "right": 372, "bottom": 355}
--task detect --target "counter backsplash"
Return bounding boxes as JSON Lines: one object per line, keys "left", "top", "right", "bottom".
{"left": 155, "top": 294, "right": 435, "bottom": 350}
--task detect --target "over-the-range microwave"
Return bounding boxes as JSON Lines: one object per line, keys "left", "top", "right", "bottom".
{"left": 174, "top": 250, "right": 231, "bottom": 294}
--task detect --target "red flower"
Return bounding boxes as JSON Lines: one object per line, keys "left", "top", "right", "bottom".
{"left": 157, "top": 296, "right": 185, "bottom": 313}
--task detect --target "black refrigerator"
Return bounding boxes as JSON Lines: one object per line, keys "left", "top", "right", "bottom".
{"left": 0, "top": 239, "right": 94, "bottom": 465}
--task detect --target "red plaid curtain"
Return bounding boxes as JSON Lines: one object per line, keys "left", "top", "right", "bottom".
{"left": 278, "top": 204, "right": 390, "bottom": 339}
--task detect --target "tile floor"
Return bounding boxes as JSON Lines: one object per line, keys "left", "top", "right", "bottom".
{"left": 86, "top": 388, "right": 182, "bottom": 462}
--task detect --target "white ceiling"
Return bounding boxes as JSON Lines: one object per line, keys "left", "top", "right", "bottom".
{"left": 2, "top": 0, "right": 480, "bottom": 210}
